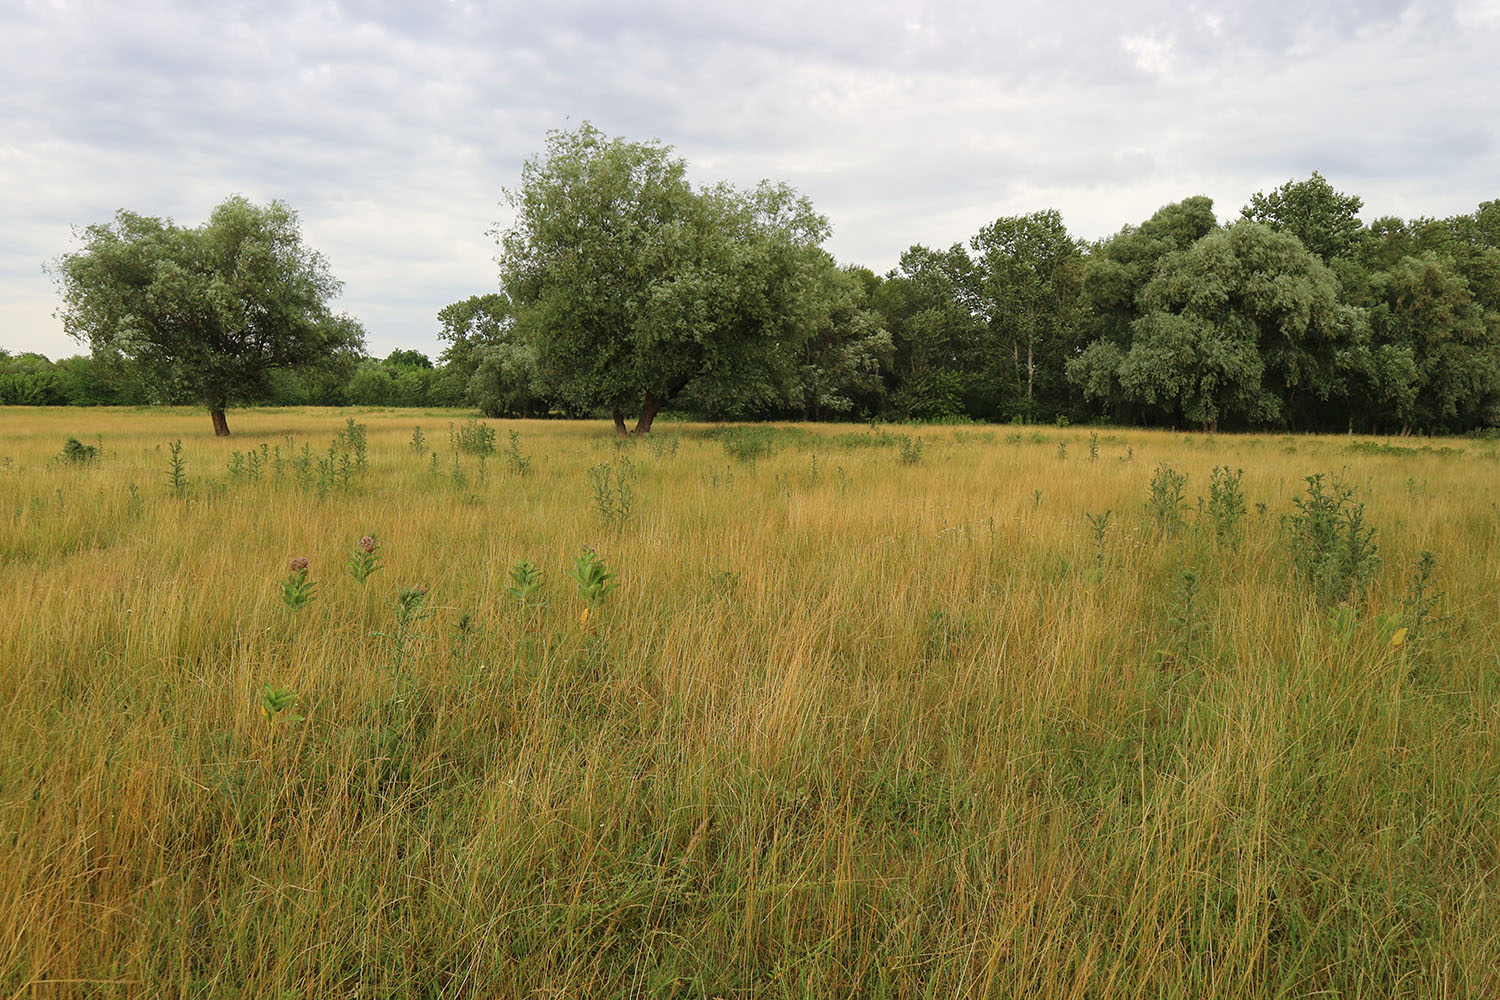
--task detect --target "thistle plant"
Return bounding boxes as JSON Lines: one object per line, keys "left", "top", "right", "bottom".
{"left": 898, "top": 435, "right": 924, "bottom": 465}
{"left": 1084, "top": 509, "right": 1111, "bottom": 584}
{"left": 507, "top": 430, "right": 532, "bottom": 475}
{"left": 280, "top": 557, "right": 316, "bottom": 611}
{"left": 588, "top": 458, "right": 636, "bottom": 527}
{"left": 347, "top": 533, "right": 382, "bottom": 584}
{"left": 1147, "top": 462, "right": 1188, "bottom": 534}
{"left": 571, "top": 547, "right": 618, "bottom": 629}
{"left": 1206, "top": 466, "right": 1247, "bottom": 543}
{"left": 258, "top": 684, "right": 304, "bottom": 725}
{"left": 165, "top": 439, "right": 187, "bottom": 498}
{"left": 376, "top": 585, "right": 430, "bottom": 676}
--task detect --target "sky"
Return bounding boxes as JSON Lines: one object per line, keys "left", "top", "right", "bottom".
{"left": 3, "top": 0, "right": 1498, "bottom": 362}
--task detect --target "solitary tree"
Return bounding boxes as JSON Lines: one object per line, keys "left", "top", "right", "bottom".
{"left": 496, "top": 123, "right": 833, "bottom": 434}
{"left": 51, "top": 196, "right": 363, "bottom": 435}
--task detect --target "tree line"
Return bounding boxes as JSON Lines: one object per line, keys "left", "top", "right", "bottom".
{"left": 23, "top": 124, "right": 1500, "bottom": 435}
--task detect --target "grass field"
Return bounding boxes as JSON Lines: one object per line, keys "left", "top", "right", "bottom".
{"left": 2, "top": 406, "right": 1498, "bottom": 998}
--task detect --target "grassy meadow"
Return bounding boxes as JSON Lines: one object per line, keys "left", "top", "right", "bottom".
{"left": 2, "top": 405, "right": 1499, "bottom": 998}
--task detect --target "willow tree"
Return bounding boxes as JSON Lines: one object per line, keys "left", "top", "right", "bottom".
{"left": 496, "top": 122, "right": 834, "bottom": 434}
{"left": 51, "top": 196, "right": 362, "bottom": 435}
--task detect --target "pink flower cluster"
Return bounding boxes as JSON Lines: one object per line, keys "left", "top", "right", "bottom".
{"left": 289, "top": 557, "right": 309, "bottom": 572}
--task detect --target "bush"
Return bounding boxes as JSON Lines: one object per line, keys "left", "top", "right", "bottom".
{"left": 60, "top": 437, "right": 99, "bottom": 463}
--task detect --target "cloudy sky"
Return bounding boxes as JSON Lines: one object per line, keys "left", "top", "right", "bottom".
{"left": 3, "top": 0, "right": 1498, "bottom": 361}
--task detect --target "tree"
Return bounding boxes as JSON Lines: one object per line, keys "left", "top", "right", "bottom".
{"left": 1368, "top": 252, "right": 1500, "bottom": 431}
{"left": 873, "top": 244, "right": 995, "bottom": 420}
{"left": 786, "top": 265, "right": 893, "bottom": 421}
{"left": 1241, "top": 171, "right": 1364, "bottom": 263}
{"left": 1070, "top": 197, "right": 1218, "bottom": 422}
{"left": 970, "top": 210, "right": 1087, "bottom": 419}
{"left": 1115, "top": 222, "right": 1346, "bottom": 431}
{"left": 50, "top": 196, "right": 363, "bottom": 435}
{"left": 496, "top": 123, "right": 833, "bottom": 435}
{"left": 385, "top": 349, "right": 432, "bottom": 369}
{"left": 435, "top": 293, "right": 546, "bottom": 417}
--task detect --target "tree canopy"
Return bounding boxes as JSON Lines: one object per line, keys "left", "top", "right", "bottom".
{"left": 495, "top": 122, "right": 837, "bottom": 434}
{"left": 50, "top": 195, "right": 363, "bottom": 434}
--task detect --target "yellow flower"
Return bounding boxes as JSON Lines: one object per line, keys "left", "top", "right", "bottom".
{"left": 1391, "top": 627, "right": 1409, "bottom": 648}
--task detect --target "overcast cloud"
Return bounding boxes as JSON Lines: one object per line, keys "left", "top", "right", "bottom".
{"left": 3, "top": 0, "right": 1498, "bottom": 360}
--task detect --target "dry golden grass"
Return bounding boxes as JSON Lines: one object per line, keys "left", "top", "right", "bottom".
{"left": 2, "top": 405, "right": 1498, "bottom": 998}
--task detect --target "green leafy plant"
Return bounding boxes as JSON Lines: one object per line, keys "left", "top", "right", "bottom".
{"left": 450, "top": 613, "right": 478, "bottom": 662}
{"left": 280, "top": 557, "right": 316, "bottom": 611}
{"left": 61, "top": 437, "right": 99, "bottom": 463}
{"left": 588, "top": 457, "right": 636, "bottom": 527}
{"left": 409, "top": 426, "right": 427, "bottom": 453}
{"left": 1147, "top": 462, "right": 1188, "bottom": 534}
{"left": 505, "top": 560, "right": 545, "bottom": 612}
{"left": 1396, "top": 549, "right": 1444, "bottom": 655}
{"left": 453, "top": 418, "right": 496, "bottom": 456}
{"left": 644, "top": 430, "right": 680, "bottom": 459}
{"left": 1284, "top": 473, "right": 1380, "bottom": 605}
{"left": 1084, "top": 509, "right": 1112, "bottom": 583}
{"left": 898, "top": 435, "right": 925, "bottom": 465}
{"left": 165, "top": 439, "right": 187, "bottom": 498}
{"left": 258, "top": 684, "right": 304, "bottom": 725}
{"left": 1206, "top": 466, "right": 1247, "bottom": 542}
{"left": 720, "top": 426, "right": 779, "bottom": 466}
{"left": 375, "top": 585, "right": 430, "bottom": 676}
{"left": 506, "top": 430, "right": 531, "bottom": 475}
{"left": 571, "top": 547, "right": 618, "bottom": 629}
{"left": 347, "top": 533, "right": 382, "bottom": 584}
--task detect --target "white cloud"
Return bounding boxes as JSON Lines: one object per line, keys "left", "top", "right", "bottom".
{"left": 1, "top": 0, "right": 1497, "bottom": 362}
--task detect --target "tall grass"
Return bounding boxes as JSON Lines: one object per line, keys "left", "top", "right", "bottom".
{"left": 2, "top": 407, "right": 1498, "bottom": 997}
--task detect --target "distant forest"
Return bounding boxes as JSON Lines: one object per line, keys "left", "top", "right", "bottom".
{"left": 8, "top": 172, "right": 1499, "bottom": 435}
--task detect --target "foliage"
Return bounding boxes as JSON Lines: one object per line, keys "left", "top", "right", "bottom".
{"left": 280, "top": 557, "right": 316, "bottom": 611}
{"left": 1205, "top": 466, "right": 1247, "bottom": 542}
{"left": 897, "top": 435, "right": 925, "bottom": 465}
{"left": 1146, "top": 462, "right": 1188, "bottom": 533}
{"left": 505, "top": 560, "right": 545, "bottom": 612}
{"left": 1285, "top": 474, "right": 1380, "bottom": 604}
{"left": 164, "top": 439, "right": 187, "bottom": 497}
{"left": 347, "top": 534, "right": 382, "bottom": 584}
{"left": 60, "top": 437, "right": 98, "bottom": 463}
{"left": 588, "top": 456, "right": 636, "bottom": 526}
{"left": 49, "top": 196, "right": 364, "bottom": 434}
{"left": 506, "top": 430, "right": 531, "bottom": 475}
{"left": 1241, "top": 171, "right": 1365, "bottom": 262}
{"left": 452, "top": 418, "right": 496, "bottom": 456}
{"left": 257, "top": 684, "right": 303, "bottom": 725}
{"left": 571, "top": 546, "right": 618, "bottom": 609}
{"left": 496, "top": 122, "right": 836, "bottom": 433}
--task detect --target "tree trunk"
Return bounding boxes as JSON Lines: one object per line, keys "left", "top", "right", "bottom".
{"left": 211, "top": 407, "right": 230, "bottom": 437}
{"left": 1026, "top": 342, "right": 1034, "bottom": 408}
{"left": 612, "top": 409, "right": 628, "bottom": 437}
{"left": 635, "top": 395, "right": 666, "bottom": 435}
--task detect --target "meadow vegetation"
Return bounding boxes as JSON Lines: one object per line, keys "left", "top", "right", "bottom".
{"left": 2, "top": 407, "right": 1499, "bottom": 997}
